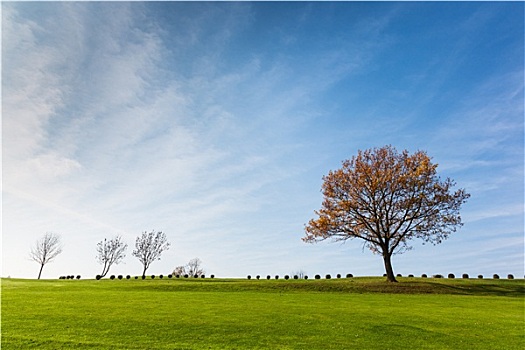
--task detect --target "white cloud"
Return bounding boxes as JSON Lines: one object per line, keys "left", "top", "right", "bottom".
{"left": 26, "top": 152, "right": 82, "bottom": 179}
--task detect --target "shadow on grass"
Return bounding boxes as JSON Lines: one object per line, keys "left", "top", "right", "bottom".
{"left": 118, "top": 277, "right": 525, "bottom": 297}
{"left": 4, "top": 277, "right": 523, "bottom": 297}
{"left": 419, "top": 280, "right": 525, "bottom": 297}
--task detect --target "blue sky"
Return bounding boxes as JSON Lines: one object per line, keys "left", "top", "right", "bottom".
{"left": 2, "top": 1, "right": 523, "bottom": 279}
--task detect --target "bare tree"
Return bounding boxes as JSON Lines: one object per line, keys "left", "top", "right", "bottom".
{"left": 186, "top": 258, "right": 205, "bottom": 276}
{"left": 304, "top": 146, "right": 470, "bottom": 282}
{"left": 132, "top": 230, "right": 170, "bottom": 277}
{"left": 29, "top": 232, "right": 63, "bottom": 279}
{"left": 172, "top": 265, "right": 186, "bottom": 276}
{"left": 292, "top": 270, "right": 307, "bottom": 279}
{"left": 96, "top": 236, "right": 128, "bottom": 278}
{"left": 172, "top": 258, "right": 205, "bottom": 277}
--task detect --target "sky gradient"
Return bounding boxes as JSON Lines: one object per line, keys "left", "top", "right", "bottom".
{"left": 2, "top": 1, "right": 524, "bottom": 279}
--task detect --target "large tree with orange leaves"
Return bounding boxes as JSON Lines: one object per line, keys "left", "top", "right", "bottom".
{"left": 304, "top": 145, "right": 470, "bottom": 282}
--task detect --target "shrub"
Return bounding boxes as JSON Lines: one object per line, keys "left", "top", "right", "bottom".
{"left": 383, "top": 274, "right": 387, "bottom": 277}
{"left": 247, "top": 275, "right": 252, "bottom": 280}
{"left": 110, "top": 275, "right": 116, "bottom": 280}
{"left": 194, "top": 274, "right": 199, "bottom": 278}
{"left": 126, "top": 275, "right": 131, "bottom": 280}
{"left": 432, "top": 274, "right": 443, "bottom": 278}
{"left": 76, "top": 275, "right": 81, "bottom": 280}
{"left": 304, "top": 276, "right": 308, "bottom": 280}
{"left": 266, "top": 275, "right": 271, "bottom": 280}
{"left": 315, "top": 275, "right": 321, "bottom": 280}
{"left": 448, "top": 274, "right": 455, "bottom": 279}
{"left": 210, "top": 275, "right": 215, "bottom": 279}
{"left": 256, "top": 275, "right": 260, "bottom": 280}
{"left": 508, "top": 274, "right": 514, "bottom": 279}
{"left": 184, "top": 274, "right": 189, "bottom": 278}
{"left": 493, "top": 274, "right": 500, "bottom": 279}
{"left": 96, "top": 275, "right": 102, "bottom": 280}
{"left": 201, "top": 275, "right": 205, "bottom": 278}
{"left": 478, "top": 275, "right": 483, "bottom": 279}
{"left": 118, "top": 275, "right": 123, "bottom": 280}
{"left": 396, "top": 274, "right": 402, "bottom": 277}
{"left": 346, "top": 274, "right": 353, "bottom": 278}
{"left": 159, "top": 275, "right": 164, "bottom": 279}
{"left": 408, "top": 274, "right": 414, "bottom": 278}
{"left": 135, "top": 276, "right": 138, "bottom": 279}
{"left": 336, "top": 274, "right": 341, "bottom": 279}
{"left": 175, "top": 275, "right": 180, "bottom": 278}
{"left": 294, "top": 275, "right": 299, "bottom": 280}
{"left": 325, "top": 274, "right": 331, "bottom": 279}
{"left": 70, "top": 275, "right": 75, "bottom": 279}
{"left": 284, "top": 275, "right": 290, "bottom": 280}
{"left": 275, "top": 275, "right": 279, "bottom": 280}
{"left": 168, "top": 274, "right": 173, "bottom": 279}
{"left": 421, "top": 274, "right": 427, "bottom": 278}
{"left": 151, "top": 275, "right": 155, "bottom": 279}
{"left": 462, "top": 274, "right": 469, "bottom": 279}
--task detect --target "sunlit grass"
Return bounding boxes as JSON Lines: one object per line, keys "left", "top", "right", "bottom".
{"left": 2, "top": 277, "right": 524, "bottom": 349}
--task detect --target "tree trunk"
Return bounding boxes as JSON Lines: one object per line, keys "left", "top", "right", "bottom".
{"left": 37, "top": 263, "right": 44, "bottom": 280}
{"left": 383, "top": 253, "right": 397, "bottom": 282}
{"left": 101, "top": 262, "right": 109, "bottom": 278}
{"left": 142, "top": 266, "right": 147, "bottom": 278}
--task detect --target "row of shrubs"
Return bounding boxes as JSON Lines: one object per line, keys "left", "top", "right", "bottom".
{"left": 247, "top": 273, "right": 518, "bottom": 280}
{"left": 63, "top": 273, "right": 517, "bottom": 281}
{"left": 247, "top": 274, "right": 354, "bottom": 280}
{"left": 95, "top": 274, "right": 216, "bottom": 280}
{"left": 386, "top": 273, "right": 516, "bottom": 279}
{"left": 59, "top": 275, "right": 81, "bottom": 280}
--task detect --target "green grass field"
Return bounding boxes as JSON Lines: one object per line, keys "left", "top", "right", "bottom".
{"left": 2, "top": 277, "right": 524, "bottom": 349}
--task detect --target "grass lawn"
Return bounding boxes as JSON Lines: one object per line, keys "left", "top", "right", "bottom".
{"left": 1, "top": 277, "right": 524, "bottom": 349}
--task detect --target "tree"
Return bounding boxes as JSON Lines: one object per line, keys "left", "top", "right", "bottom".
{"left": 132, "top": 230, "right": 170, "bottom": 277}
{"left": 292, "top": 270, "right": 307, "bottom": 279}
{"left": 172, "top": 265, "right": 186, "bottom": 276}
{"left": 186, "top": 257, "right": 205, "bottom": 276}
{"left": 29, "top": 232, "right": 63, "bottom": 279}
{"left": 96, "top": 236, "right": 128, "bottom": 278}
{"left": 172, "top": 258, "right": 205, "bottom": 277}
{"left": 303, "top": 145, "right": 470, "bottom": 282}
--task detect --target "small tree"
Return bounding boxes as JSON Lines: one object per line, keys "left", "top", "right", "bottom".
{"left": 172, "top": 258, "right": 205, "bottom": 277}
{"left": 29, "top": 232, "right": 63, "bottom": 279}
{"left": 187, "top": 258, "right": 205, "bottom": 277}
{"left": 173, "top": 265, "right": 186, "bottom": 276}
{"left": 304, "top": 146, "right": 469, "bottom": 282}
{"left": 96, "top": 236, "right": 128, "bottom": 278}
{"left": 132, "top": 230, "right": 170, "bottom": 277}
{"left": 292, "top": 270, "right": 307, "bottom": 279}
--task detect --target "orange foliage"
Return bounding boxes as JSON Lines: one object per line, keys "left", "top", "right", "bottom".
{"left": 303, "top": 145, "right": 470, "bottom": 282}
